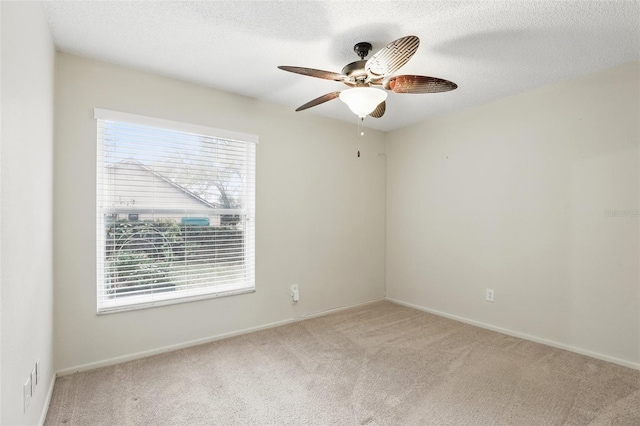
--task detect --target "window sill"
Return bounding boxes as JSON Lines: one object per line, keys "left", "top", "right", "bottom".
{"left": 97, "top": 285, "right": 255, "bottom": 315}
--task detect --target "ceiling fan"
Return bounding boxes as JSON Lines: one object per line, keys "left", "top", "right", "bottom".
{"left": 278, "top": 35, "right": 458, "bottom": 119}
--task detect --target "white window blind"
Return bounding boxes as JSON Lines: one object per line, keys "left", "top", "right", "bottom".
{"left": 95, "top": 109, "right": 257, "bottom": 314}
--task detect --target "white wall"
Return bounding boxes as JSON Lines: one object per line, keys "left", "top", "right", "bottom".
{"left": 386, "top": 62, "right": 640, "bottom": 367}
{"left": 1, "top": 2, "right": 55, "bottom": 424}
{"left": 54, "top": 53, "right": 386, "bottom": 372}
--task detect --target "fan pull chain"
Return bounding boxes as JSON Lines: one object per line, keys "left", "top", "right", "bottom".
{"left": 357, "top": 117, "right": 365, "bottom": 158}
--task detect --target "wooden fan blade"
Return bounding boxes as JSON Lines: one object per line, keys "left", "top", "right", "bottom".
{"left": 365, "top": 35, "right": 420, "bottom": 77}
{"left": 295, "top": 91, "right": 341, "bottom": 111}
{"left": 384, "top": 75, "right": 458, "bottom": 93}
{"left": 278, "top": 66, "right": 345, "bottom": 82}
{"left": 369, "top": 101, "right": 386, "bottom": 118}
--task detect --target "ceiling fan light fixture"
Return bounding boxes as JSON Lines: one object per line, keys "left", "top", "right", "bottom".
{"left": 339, "top": 87, "right": 388, "bottom": 118}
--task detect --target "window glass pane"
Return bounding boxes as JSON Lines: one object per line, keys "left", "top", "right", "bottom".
{"left": 96, "top": 115, "right": 256, "bottom": 313}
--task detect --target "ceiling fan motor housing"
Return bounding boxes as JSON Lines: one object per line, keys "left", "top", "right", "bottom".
{"left": 341, "top": 60, "right": 368, "bottom": 81}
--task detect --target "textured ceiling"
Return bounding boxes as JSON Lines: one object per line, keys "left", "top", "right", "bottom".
{"left": 43, "top": 1, "right": 640, "bottom": 132}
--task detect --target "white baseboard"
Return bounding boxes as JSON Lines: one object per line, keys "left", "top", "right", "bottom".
{"left": 295, "top": 297, "right": 385, "bottom": 321}
{"left": 386, "top": 297, "right": 640, "bottom": 371}
{"left": 56, "top": 297, "right": 385, "bottom": 377}
{"left": 56, "top": 317, "right": 295, "bottom": 376}
{"left": 38, "top": 374, "right": 56, "bottom": 426}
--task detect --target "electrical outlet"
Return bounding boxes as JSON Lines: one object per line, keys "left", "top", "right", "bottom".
{"left": 24, "top": 377, "right": 31, "bottom": 412}
{"left": 290, "top": 284, "right": 299, "bottom": 302}
{"left": 486, "top": 289, "right": 495, "bottom": 302}
{"left": 31, "top": 367, "right": 37, "bottom": 394}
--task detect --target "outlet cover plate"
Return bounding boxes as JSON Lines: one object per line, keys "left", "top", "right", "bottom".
{"left": 24, "top": 377, "right": 31, "bottom": 412}
{"left": 31, "top": 367, "right": 37, "bottom": 394}
{"left": 486, "top": 289, "right": 495, "bottom": 302}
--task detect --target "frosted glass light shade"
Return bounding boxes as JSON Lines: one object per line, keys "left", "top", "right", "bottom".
{"left": 339, "top": 88, "right": 388, "bottom": 117}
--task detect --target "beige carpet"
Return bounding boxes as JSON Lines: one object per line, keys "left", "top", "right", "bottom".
{"left": 45, "top": 301, "right": 640, "bottom": 425}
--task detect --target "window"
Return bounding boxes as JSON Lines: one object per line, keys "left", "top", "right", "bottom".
{"left": 95, "top": 109, "right": 257, "bottom": 314}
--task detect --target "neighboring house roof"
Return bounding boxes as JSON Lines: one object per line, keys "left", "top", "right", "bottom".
{"left": 106, "top": 159, "right": 219, "bottom": 210}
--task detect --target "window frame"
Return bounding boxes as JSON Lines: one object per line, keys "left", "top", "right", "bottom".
{"left": 94, "top": 108, "right": 258, "bottom": 314}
